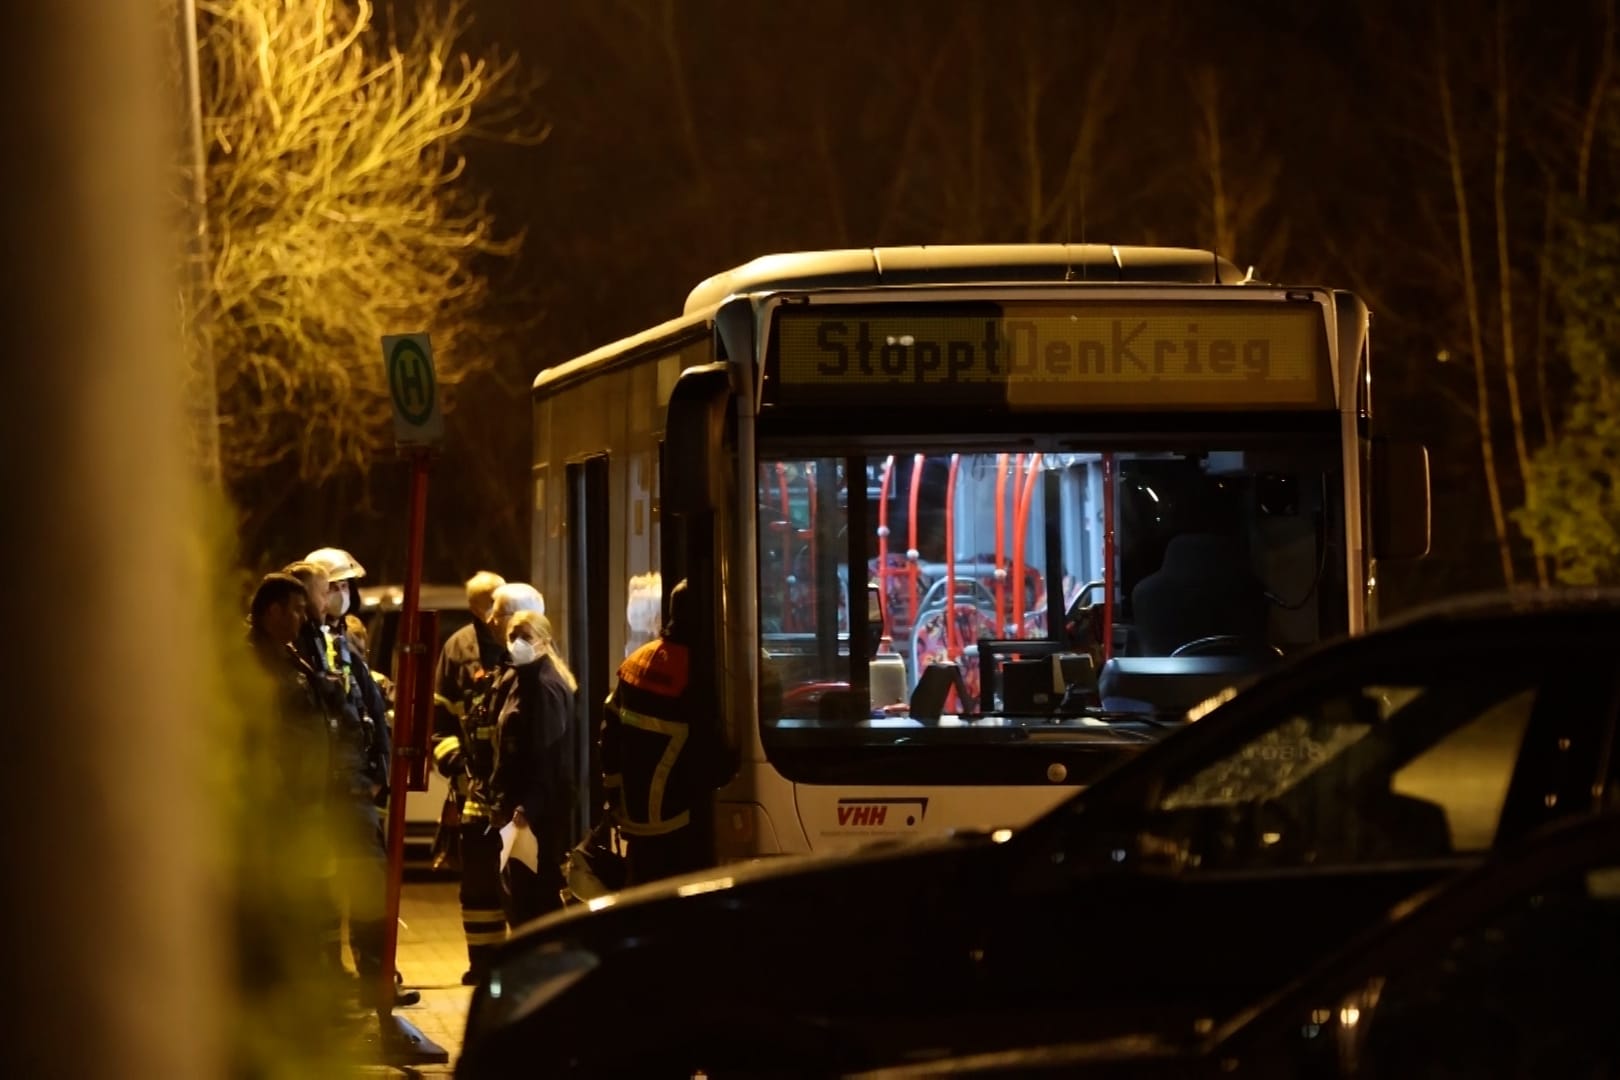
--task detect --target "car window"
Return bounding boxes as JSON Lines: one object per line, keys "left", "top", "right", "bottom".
{"left": 1141, "top": 667, "right": 1540, "bottom": 869}
{"left": 367, "top": 609, "right": 476, "bottom": 683}
{"left": 1389, "top": 690, "right": 1534, "bottom": 850}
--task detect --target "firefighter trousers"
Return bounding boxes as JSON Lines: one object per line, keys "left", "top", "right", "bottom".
{"left": 459, "top": 819, "right": 506, "bottom": 977}
{"left": 332, "top": 794, "right": 387, "bottom": 977}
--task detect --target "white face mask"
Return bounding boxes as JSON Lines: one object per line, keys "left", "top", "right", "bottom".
{"left": 508, "top": 637, "right": 538, "bottom": 666}
{"left": 325, "top": 583, "right": 347, "bottom": 619}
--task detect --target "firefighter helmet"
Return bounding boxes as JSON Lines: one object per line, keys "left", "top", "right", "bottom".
{"left": 306, "top": 547, "right": 367, "bottom": 582}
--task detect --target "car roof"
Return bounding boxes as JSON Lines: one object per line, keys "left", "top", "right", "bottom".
{"left": 1376, "top": 587, "right": 1620, "bottom": 633}
{"left": 1230, "top": 586, "right": 1620, "bottom": 681}
{"left": 356, "top": 583, "right": 468, "bottom": 613}
{"left": 1041, "top": 587, "right": 1620, "bottom": 833}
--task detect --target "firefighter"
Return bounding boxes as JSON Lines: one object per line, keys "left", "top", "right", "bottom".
{"left": 281, "top": 559, "right": 355, "bottom": 983}
{"left": 244, "top": 574, "right": 335, "bottom": 986}
{"left": 429, "top": 571, "right": 509, "bottom": 984}
{"left": 600, "top": 579, "right": 727, "bottom": 885}
{"left": 282, "top": 560, "right": 336, "bottom": 692}
{"left": 304, "top": 546, "right": 419, "bottom": 1010}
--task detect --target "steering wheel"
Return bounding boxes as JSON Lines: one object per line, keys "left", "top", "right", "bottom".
{"left": 1170, "top": 635, "right": 1284, "bottom": 658}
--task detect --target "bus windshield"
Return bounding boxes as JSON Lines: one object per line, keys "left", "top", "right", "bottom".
{"left": 757, "top": 441, "right": 1348, "bottom": 756}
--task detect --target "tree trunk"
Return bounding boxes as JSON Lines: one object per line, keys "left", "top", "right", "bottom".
{"left": 2, "top": 0, "right": 223, "bottom": 1073}
{"left": 1437, "top": 11, "right": 1518, "bottom": 589}
{"left": 1491, "top": 0, "right": 1548, "bottom": 586}
{"left": 1194, "top": 67, "right": 1234, "bottom": 260}
{"left": 1021, "top": 57, "right": 1044, "bottom": 242}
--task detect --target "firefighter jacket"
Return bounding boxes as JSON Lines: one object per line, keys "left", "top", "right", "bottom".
{"left": 600, "top": 634, "right": 723, "bottom": 838}
{"left": 453, "top": 662, "right": 513, "bottom": 822}
{"left": 294, "top": 620, "right": 390, "bottom": 795}
{"left": 491, "top": 654, "right": 575, "bottom": 858}
{"left": 431, "top": 620, "right": 504, "bottom": 813}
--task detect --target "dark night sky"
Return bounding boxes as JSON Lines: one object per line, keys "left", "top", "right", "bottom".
{"left": 455, "top": 0, "right": 1398, "bottom": 338}
{"left": 261, "top": 1, "right": 1604, "bottom": 607}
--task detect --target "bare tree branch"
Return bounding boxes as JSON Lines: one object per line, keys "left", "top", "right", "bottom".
{"left": 193, "top": 0, "right": 538, "bottom": 485}
{"left": 1580, "top": 0, "right": 1617, "bottom": 202}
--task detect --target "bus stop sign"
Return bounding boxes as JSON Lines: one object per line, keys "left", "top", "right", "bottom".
{"left": 382, "top": 332, "right": 445, "bottom": 447}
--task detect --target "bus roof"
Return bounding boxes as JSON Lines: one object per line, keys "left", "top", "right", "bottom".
{"left": 535, "top": 245, "right": 1251, "bottom": 395}
{"left": 533, "top": 307, "right": 711, "bottom": 396}
{"left": 682, "top": 244, "right": 1246, "bottom": 314}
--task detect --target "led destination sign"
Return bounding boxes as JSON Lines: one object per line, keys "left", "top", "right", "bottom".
{"left": 770, "top": 301, "right": 1332, "bottom": 410}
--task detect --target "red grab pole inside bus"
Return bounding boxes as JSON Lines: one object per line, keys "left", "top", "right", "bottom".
{"left": 776, "top": 463, "right": 792, "bottom": 627}
{"left": 806, "top": 461, "right": 817, "bottom": 625}
{"left": 1012, "top": 453, "right": 1043, "bottom": 640}
{"left": 907, "top": 453, "right": 924, "bottom": 637}
{"left": 944, "top": 454, "right": 961, "bottom": 712}
{"left": 878, "top": 455, "right": 894, "bottom": 641}
{"left": 945, "top": 455, "right": 960, "bottom": 656}
{"left": 1103, "top": 452, "right": 1116, "bottom": 661}
{"left": 994, "top": 453, "right": 1008, "bottom": 635}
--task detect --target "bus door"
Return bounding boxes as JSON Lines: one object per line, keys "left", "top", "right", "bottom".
{"left": 567, "top": 455, "right": 610, "bottom": 842}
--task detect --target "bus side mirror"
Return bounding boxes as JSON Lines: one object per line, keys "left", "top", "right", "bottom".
{"left": 1371, "top": 437, "right": 1430, "bottom": 560}
{"left": 665, "top": 363, "right": 734, "bottom": 515}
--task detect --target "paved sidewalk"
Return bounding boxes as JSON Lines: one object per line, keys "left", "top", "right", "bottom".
{"left": 358, "top": 876, "right": 473, "bottom": 1077}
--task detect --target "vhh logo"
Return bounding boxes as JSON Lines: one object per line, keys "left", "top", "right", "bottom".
{"left": 834, "top": 798, "right": 928, "bottom": 829}
{"left": 838, "top": 804, "right": 888, "bottom": 827}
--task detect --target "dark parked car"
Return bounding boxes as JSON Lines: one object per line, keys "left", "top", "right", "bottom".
{"left": 855, "top": 809, "right": 1620, "bottom": 1077}
{"left": 457, "top": 593, "right": 1620, "bottom": 1078}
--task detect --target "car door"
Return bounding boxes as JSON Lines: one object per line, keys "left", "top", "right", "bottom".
{"left": 966, "top": 627, "right": 1620, "bottom": 1047}
{"left": 1213, "top": 817, "right": 1620, "bottom": 1079}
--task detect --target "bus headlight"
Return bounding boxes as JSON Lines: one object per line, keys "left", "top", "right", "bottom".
{"left": 473, "top": 945, "right": 599, "bottom": 1035}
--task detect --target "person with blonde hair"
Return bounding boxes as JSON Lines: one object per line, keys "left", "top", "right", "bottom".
{"left": 490, "top": 609, "right": 576, "bottom": 925}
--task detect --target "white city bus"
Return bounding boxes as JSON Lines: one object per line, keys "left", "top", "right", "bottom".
{"left": 530, "top": 245, "right": 1429, "bottom": 860}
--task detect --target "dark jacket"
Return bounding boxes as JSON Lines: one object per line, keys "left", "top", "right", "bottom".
{"left": 599, "top": 634, "right": 722, "bottom": 837}
{"left": 491, "top": 655, "right": 575, "bottom": 859}
{"left": 249, "top": 629, "right": 333, "bottom": 809}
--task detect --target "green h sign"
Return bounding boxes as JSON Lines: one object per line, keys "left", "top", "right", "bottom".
{"left": 382, "top": 333, "right": 444, "bottom": 446}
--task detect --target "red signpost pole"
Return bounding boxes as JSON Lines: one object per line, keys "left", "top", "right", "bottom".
{"left": 375, "top": 448, "right": 447, "bottom": 1063}
{"left": 374, "top": 331, "right": 447, "bottom": 1064}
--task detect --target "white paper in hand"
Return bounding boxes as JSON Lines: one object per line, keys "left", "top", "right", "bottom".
{"left": 498, "top": 820, "right": 517, "bottom": 873}
{"left": 509, "top": 821, "right": 540, "bottom": 873}
{"left": 499, "top": 819, "right": 541, "bottom": 873}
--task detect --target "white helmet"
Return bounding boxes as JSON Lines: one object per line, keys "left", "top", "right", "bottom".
{"left": 306, "top": 547, "right": 367, "bottom": 582}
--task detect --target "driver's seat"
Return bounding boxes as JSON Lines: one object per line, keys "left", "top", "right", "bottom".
{"left": 1131, "top": 533, "right": 1269, "bottom": 656}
